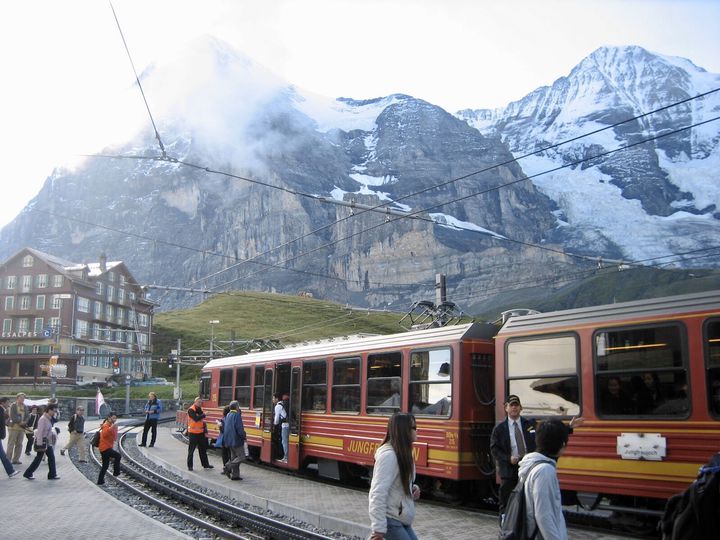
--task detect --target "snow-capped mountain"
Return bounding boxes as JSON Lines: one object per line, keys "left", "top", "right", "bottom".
{"left": 1, "top": 41, "right": 717, "bottom": 313}
{"left": 458, "top": 45, "right": 720, "bottom": 264}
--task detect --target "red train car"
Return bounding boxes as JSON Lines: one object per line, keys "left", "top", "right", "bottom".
{"left": 494, "top": 289, "right": 720, "bottom": 514}
{"left": 199, "top": 322, "right": 497, "bottom": 494}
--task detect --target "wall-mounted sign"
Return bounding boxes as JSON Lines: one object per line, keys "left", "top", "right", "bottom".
{"left": 617, "top": 432, "right": 666, "bottom": 461}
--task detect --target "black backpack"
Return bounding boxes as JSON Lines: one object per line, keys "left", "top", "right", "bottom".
{"left": 499, "top": 462, "right": 541, "bottom": 540}
{"left": 90, "top": 429, "right": 101, "bottom": 447}
{"left": 659, "top": 453, "right": 720, "bottom": 540}
{"left": 67, "top": 414, "right": 76, "bottom": 433}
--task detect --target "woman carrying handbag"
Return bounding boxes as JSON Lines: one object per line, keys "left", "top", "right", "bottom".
{"left": 23, "top": 403, "right": 59, "bottom": 480}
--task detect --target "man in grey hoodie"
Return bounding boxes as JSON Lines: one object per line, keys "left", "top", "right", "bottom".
{"left": 517, "top": 419, "right": 569, "bottom": 540}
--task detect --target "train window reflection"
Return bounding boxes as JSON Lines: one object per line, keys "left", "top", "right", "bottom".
{"left": 302, "top": 360, "right": 327, "bottom": 412}
{"left": 234, "top": 367, "right": 251, "bottom": 408}
{"left": 252, "top": 365, "right": 264, "bottom": 409}
{"left": 332, "top": 357, "right": 360, "bottom": 413}
{"left": 367, "top": 351, "right": 402, "bottom": 415}
{"left": 409, "top": 348, "right": 452, "bottom": 416}
{"left": 507, "top": 335, "right": 579, "bottom": 416}
{"left": 705, "top": 319, "right": 720, "bottom": 417}
{"left": 594, "top": 324, "right": 689, "bottom": 417}
{"left": 218, "top": 368, "right": 233, "bottom": 406}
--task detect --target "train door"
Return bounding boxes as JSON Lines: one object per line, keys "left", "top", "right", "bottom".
{"left": 287, "top": 365, "right": 302, "bottom": 467}
{"left": 260, "top": 367, "right": 274, "bottom": 463}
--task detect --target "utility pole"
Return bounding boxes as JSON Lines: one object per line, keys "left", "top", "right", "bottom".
{"left": 175, "top": 338, "right": 182, "bottom": 409}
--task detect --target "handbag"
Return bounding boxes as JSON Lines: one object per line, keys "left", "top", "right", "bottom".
{"left": 34, "top": 438, "right": 47, "bottom": 452}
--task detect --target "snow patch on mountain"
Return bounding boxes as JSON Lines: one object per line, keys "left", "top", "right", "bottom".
{"left": 430, "top": 213, "right": 506, "bottom": 239}
{"left": 293, "top": 93, "right": 407, "bottom": 132}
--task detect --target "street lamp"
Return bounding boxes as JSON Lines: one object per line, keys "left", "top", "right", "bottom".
{"left": 51, "top": 293, "right": 72, "bottom": 398}
{"left": 209, "top": 320, "right": 220, "bottom": 359}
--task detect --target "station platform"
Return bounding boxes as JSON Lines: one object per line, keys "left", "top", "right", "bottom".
{"left": 138, "top": 424, "right": 631, "bottom": 540}
{"left": 3, "top": 419, "right": 190, "bottom": 540}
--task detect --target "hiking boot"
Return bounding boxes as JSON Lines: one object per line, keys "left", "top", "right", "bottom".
{"left": 60, "top": 449, "right": 65, "bottom": 456}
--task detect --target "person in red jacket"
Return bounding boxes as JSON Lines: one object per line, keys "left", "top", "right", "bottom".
{"left": 97, "top": 412, "right": 121, "bottom": 485}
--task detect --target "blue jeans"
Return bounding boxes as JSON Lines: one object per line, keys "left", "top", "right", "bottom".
{"left": 281, "top": 424, "right": 289, "bottom": 459}
{"left": 0, "top": 439, "right": 15, "bottom": 476}
{"left": 385, "top": 518, "right": 419, "bottom": 540}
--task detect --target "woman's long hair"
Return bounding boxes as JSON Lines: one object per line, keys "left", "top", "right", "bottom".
{"left": 381, "top": 412, "right": 416, "bottom": 495}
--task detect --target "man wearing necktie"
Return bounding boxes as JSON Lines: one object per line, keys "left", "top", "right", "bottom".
{"left": 490, "top": 394, "right": 536, "bottom": 518}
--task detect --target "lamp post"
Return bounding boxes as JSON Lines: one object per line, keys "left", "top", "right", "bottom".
{"left": 209, "top": 320, "right": 220, "bottom": 359}
{"left": 51, "top": 294, "right": 72, "bottom": 398}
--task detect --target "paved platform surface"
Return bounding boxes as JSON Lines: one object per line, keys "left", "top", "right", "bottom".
{"left": 3, "top": 419, "right": 190, "bottom": 540}
{"left": 139, "top": 424, "right": 633, "bottom": 540}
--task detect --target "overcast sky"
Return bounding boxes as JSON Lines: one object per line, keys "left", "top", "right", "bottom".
{"left": 0, "top": 0, "right": 718, "bottom": 228}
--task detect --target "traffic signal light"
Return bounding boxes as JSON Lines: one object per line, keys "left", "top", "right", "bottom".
{"left": 167, "top": 354, "right": 174, "bottom": 369}
{"left": 112, "top": 357, "right": 120, "bottom": 369}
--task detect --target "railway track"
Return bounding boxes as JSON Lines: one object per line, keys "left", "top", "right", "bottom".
{"left": 86, "top": 421, "right": 342, "bottom": 540}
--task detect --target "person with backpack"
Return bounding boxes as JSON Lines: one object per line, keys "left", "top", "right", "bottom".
{"left": 515, "top": 419, "right": 570, "bottom": 540}
{"left": 60, "top": 405, "right": 87, "bottom": 462}
{"left": 659, "top": 452, "right": 720, "bottom": 540}
{"left": 97, "top": 412, "right": 121, "bottom": 485}
{"left": 138, "top": 392, "right": 163, "bottom": 448}
{"left": 368, "top": 412, "right": 421, "bottom": 540}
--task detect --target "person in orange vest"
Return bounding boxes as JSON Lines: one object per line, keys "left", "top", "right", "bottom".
{"left": 186, "top": 397, "right": 214, "bottom": 471}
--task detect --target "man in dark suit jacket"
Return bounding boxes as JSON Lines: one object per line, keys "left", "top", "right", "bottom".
{"left": 490, "top": 394, "right": 537, "bottom": 516}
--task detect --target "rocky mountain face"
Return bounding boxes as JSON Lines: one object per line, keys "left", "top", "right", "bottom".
{"left": 1, "top": 41, "right": 718, "bottom": 314}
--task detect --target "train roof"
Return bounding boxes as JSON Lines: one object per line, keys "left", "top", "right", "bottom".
{"left": 497, "top": 289, "right": 720, "bottom": 335}
{"left": 203, "top": 321, "right": 498, "bottom": 370}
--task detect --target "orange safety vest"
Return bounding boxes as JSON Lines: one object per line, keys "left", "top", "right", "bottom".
{"left": 187, "top": 404, "right": 205, "bottom": 434}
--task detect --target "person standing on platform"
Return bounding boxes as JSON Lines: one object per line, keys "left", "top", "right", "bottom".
{"left": 368, "top": 412, "right": 421, "bottom": 540}
{"left": 0, "top": 397, "right": 20, "bottom": 478}
{"left": 222, "top": 401, "right": 246, "bottom": 480}
{"left": 60, "top": 405, "right": 87, "bottom": 462}
{"left": 272, "top": 392, "right": 288, "bottom": 461}
{"left": 7, "top": 392, "right": 29, "bottom": 465}
{"left": 518, "top": 419, "right": 570, "bottom": 540}
{"left": 24, "top": 405, "right": 41, "bottom": 456}
{"left": 490, "top": 394, "right": 537, "bottom": 518}
{"left": 23, "top": 403, "right": 59, "bottom": 480}
{"left": 97, "top": 412, "right": 121, "bottom": 485}
{"left": 139, "top": 392, "right": 163, "bottom": 447}
{"left": 186, "top": 397, "right": 214, "bottom": 471}
{"left": 215, "top": 405, "right": 231, "bottom": 468}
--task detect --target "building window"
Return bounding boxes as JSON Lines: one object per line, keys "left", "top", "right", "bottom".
{"left": 36, "top": 274, "right": 48, "bottom": 288}
{"left": 95, "top": 282, "right": 103, "bottom": 296}
{"left": 90, "top": 348, "right": 99, "bottom": 367}
{"left": 94, "top": 301, "right": 102, "bottom": 318}
{"left": 22, "top": 255, "right": 34, "bottom": 267}
{"left": 301, "top": 360, "right": 327, "bottom": 412}
{"left": 18, "top": 318, "right": 30, "bottom": 333}
{"left": 5, "top": 296, "right": 14, "bottom": 310}
{"left": 234, "top": 367, "right": 251, "bottom": 407}
{"left": 107, "top": 285, "right": 115, "bottom": 302}
{"left": 119, "top": 275, "right": 125, "bottom": 287}
{"left": 595, "top": 324, "right": 688, "bottom": 417}
{"left": 51, "top": 275, "right": 63, "bottom": 288}
{"left": 51, "top": 295, "right": 63, "bottom": 309}
{"left": 33, "top": 345, "right": 42, "bottom": 354}
{"left": 19, "top": 296, "right": 31, "bottom": 310}
{"left": 36, "top": 295, "right": 45, "bottom": 310}
{"left": 6, "top": 276, "right": 16, "bottom": 290}
{"left": 116, "top": 307, "right": 125, "bottom": 324}
{"left": 219, "top": 368, "right": 234, "bottom": 405}
{"left": 105, "top": 304, "right": 113, "bottom": 321}
{"left": 366, "top": 351, "right": 402, "bottom": 415}
{"left": 139, "top": 313, "right": 149, "bottom": 327}
{"left": 118, "top": 288, "right": 125, "bottom": 303}
{"left": 409, "top": 347, "right": 452, "bottom": 416}
{"left": 138, "top": 333, "right": 148, "bottom": 347}
{"left": 50, "top": 316, "right": 60, "bottom": 334}
{"left": 75, "top": 319, "right": 88, "bottom": 339}
{"left": 331, "top": 357, "right": 361, "bottom": 413}
{"left": 507, "top": 335, "right": 580, "bottom": 417}
{"left": 128, "top": 291, "right": 136, "bottom": 302}
{"left": 21, "top": 275, "right": 32, "bottom": 292}
{"left": 34, "top": 318, "right": 44, "bottom": 334}
{"left": 2, "top": 319, "right": 11, "bottom": 333}
{"left": 77, "top": 297, "right": 90, "bottom": 313}
{"left": 19, "top": 360, "right": 34, "bottom": 376}
{"left": 108, "top": 271, "right": 115, "bottom": 283}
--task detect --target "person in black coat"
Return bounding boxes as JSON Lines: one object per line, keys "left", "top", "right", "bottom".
{"left": 490, "top": 395, "right": 537, "bottom": 516}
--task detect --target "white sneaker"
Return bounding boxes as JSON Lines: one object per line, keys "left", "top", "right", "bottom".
{"left": 9, "top": 470, "right": 20, "bottom": 478}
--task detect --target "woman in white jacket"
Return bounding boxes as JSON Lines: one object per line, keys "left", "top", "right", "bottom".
{"left": 368, "top": 412, "right": 421, "bottom": 540}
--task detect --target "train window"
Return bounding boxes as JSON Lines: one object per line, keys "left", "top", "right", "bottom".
{"left": 409, "top": 348, "right": 451, "bottom": 416}
{"left": 332, "top": 357, "right": 360, "bottom": 413}
{"left": 234, "top": 367, "right": 251, "bottom": 408}
{"left": 705, "top": 319, "right": 720, "bottom": 417}
{"left": 595, "top": 324, "right": 689, "bottom": 417}
{"left": 199, "top": 373, "right": 211, "bottom": 401}
{"left": 367, "top": 351, "right": 402, "bottom": 415}
{"left": 253, "top": 365, "right": 265, "bottom": 409}
{"left": 218, "top": 368, "right": 234, "bottom": 406}
{"left": 506, "top": 336, "right": 579, "bottom": 417}
{"left": 302, "top": 360, "right": 327, "bottom": 412}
